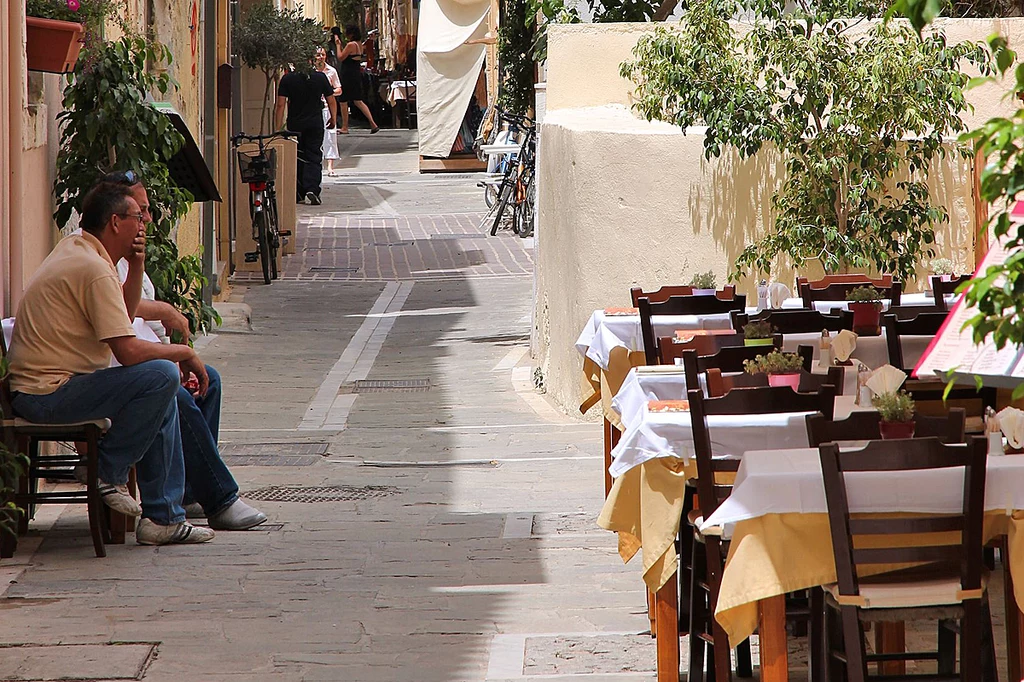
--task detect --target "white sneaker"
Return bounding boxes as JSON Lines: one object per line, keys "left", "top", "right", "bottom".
{"left": 208, "top": 499, "right": 268, "bottom": 530}
{"left": 183, "top": 502, "right": 205, "bottom": 519}
{"left": 136, "top": 519, "right": 215, "bottom": 545}
{"left": 96, "top": 480, "right": 142, "bottom": 517}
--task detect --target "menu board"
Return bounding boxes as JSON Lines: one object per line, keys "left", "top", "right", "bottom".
{"left": 914, "top": 227, "right": 1024, "bottom": 388}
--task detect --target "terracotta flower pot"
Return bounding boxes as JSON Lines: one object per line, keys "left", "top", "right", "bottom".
{"left": 879, "top": 420, "right": 916, "bottom": 440}
{"left": 744, "top": 338, "right": 774, "bottom": 347}
{"left": 25, "top": 17, "right": 85, "bottom": 74}
{"left": 768, "top": 372, "right": 801, "bottom": 390}
{"left": 849, "top": 301, "right": 882, "bottom": 336}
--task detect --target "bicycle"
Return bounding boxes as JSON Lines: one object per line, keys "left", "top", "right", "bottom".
{"left": 482, "top": 111, "right": 536, "bottom": 238}
{"left": 231, "top": 131, "right": 298, "bottom": 284}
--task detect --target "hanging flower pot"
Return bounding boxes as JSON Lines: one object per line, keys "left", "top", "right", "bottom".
{"left": 25, "top": 17, "right": 85, "bottom": 74}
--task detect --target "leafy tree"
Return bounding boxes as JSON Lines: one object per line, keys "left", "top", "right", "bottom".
{"left": 498, "top": 0, "right": 538, "bottom": 115}
{"left": 234, "top": 1, "right": 327, "bottom": 133}
{"left": 53, "top": 36, "right": 219, "bottom": 336}
{"left": 621, "top": 0, "right": 990, "bottom": 283}
{"left": 331, "top": 0, "right": 362, "bottom": 29}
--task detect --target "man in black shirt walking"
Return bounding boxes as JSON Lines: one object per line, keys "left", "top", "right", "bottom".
{"left": 274, "top": 61, "right": 337, "bottom": 205}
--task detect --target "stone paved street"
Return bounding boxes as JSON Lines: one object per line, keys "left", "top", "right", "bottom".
{"left": 0, "top": 131, "right": 655, "bottom": 682}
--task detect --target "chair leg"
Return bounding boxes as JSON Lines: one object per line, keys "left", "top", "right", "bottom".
{"left": 840, "top": 607, "right": 867, "bottom": 682}
{"left": 85, "top": 429, "right": 106, "bottom": 558}
{"left": 705, "top": 538, "right": 732, "bottom": 682}
{"left": 981, "top": 598, "right": 998, "bottom": 682}
{"left": 735, "top": 639, "right": 753, "bottom": 678}
{"left": 688, "top": 537, "right": 707, "bottom": 682}
{"left": 937, "top": 619, "right": 956, "bottom": 676}
{"left": 125, "top": 468, "right": 137, "bottom": 533}
{"left": 961, "top": 600, "right": 983, "bottom": 682}
{"left": 678, "top": 484, "right": 695, "bottom": 636}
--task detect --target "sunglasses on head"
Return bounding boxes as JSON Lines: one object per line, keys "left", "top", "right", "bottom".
{"left": 105, "top": 170, "right": 138, "bottom": 186}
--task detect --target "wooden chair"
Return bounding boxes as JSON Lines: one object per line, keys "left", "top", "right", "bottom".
{"left": 707, "top": 366, "right": 844, "bottom": 398}
{"left": 797, "top": 274, "right": 893, "bottom": 289}
{"left": 656, "top": 333, "right": 772, "bottom": 366}
{"left": 884, "top": 303, "right": 945, "bottom": 320}
{"left": 0, "top": 330, "right": 121, "bottom": 559}
{"left": 638, "top": 294, "right": 748, "bottom": 365}
{"left": 930, "top": 275, "right": 971, "bottom": 313}
{"left": 800, "top": 280, "right": 902, "bottom": 310}
{"left": 631, "top": 284, "right": 737, "bottom": 306}
{"left": 818, "top": 437, "right": 997, "bottom": 682}
{"left": 732, "top": 308, "right": 854, "bottom": 334}
{"left": 680, "top": 344, "right": 813, "bottom": 394}
{"left": 806, "top": 408, "right": 967, "bottom": 446}
{"left": 687, "top": 384, "right": 836, "bottom": 681}
{"left": 881, "top": 311, "right": 949, "bottom": 373}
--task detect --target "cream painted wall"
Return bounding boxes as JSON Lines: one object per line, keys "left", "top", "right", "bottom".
{"left": 537, "top": 19, "right": 1024, "bottom": 417}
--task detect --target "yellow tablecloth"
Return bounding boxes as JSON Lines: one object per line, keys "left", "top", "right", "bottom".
{"left": 715, "top": 511, "right": 1024, "bottom": 647}
{"left": 580, "top": 347, "right": 646, "bottom": 428}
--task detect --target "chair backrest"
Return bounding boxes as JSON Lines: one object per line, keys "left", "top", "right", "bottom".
{"left": 689, "top": 383, "right": 837, "bottom": 516}
{"left": 681, "top": 343, "right": 812, "bottom": 392}
{"left": 655, "top": 332, "right": 749, "bottom": 365}
{"left": 638, "top": 294, "right": 748, "bottom": 364}
{"left": 799, "top": 280, "right": 902, "bottom": 309}
{"left": 930, "top": 274, "right": 971, "bottom": 313}
{"left": 884, "top": 303, "right": 945, "bottom": 320}
{"left": 805, "top": 407, "right": 966, "bottom": 446}
{"left": 732, "top": 308, "right": 854, "bottom": 334}
{"left": 630, "top": 284, "right": 737, "bottom": 306}
{"left": 707, "top": 366, "right": 844, "bottom": 398}
{"left": 818, "top": 437, "right": 987, "bottom": 601}
{"left": 797, "top": 274, "right": 893, "bottom": 289}
{"left": 882, "top": 311, "right": 949, "bottom": 372}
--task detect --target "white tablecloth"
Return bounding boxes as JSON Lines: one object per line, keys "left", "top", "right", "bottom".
{"left": 609, "top": 395, "right": 863, "bottom": 478}
{"left": 702, "top": 446, "right": 1024, "bottom": 533}
{"left": 612, "top": 367, "right": 692, "bottom": 428}
{"left": 779, "top": 292, "right": 952, "bottom": 313}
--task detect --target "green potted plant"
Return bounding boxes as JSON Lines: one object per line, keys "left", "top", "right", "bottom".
{"left": 872, "top": 390, "right": 916, "bottom": 439}
{"left": 742, "top": 320, "right": 774, "bottom": 347}
{"left": 0, "top": 358, "right": 28, "bottom": 542}
{"left": 689, "top": 270, "right": 717, "bottom": 296}
{"left": 743, "top": 350, "right": 804, "bottom": 390}
{"left": 846, "top": 286, "right": 883, "bottom": 336}
{"left": 25, "top": 0, "right": 112, "bottom": 73}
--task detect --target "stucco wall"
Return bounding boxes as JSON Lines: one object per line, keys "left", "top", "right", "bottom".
{"left": 537, "top": 19, "right": 1024, "bottom": 417}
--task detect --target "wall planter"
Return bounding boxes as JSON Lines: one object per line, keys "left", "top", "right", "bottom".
{"left": 25, "top": 17, "right": 84, "bottom": 74}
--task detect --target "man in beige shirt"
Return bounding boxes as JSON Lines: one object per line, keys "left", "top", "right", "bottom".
{"left": 8, "top": 182, "right": 213, "bottom": 545}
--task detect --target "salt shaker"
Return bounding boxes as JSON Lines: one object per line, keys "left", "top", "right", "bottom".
{"left": 756, "top": 279, "right": 769, "bottom": 311}
{"left": 856, "top": 363, "right": 872, "bottom": 407}
{"left": 818, "top": 329, "right": 832, "bottom": 369}
{"left": 986, "top": 406, "right": 1004, "bottom": 456}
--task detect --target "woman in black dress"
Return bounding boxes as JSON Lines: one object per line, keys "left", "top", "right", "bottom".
{"left": 334, "top": 24, "right": 379, "bottom": 134}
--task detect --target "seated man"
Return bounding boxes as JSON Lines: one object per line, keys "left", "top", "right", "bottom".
{"left": 99, "top": 170, "right": 266, "bottom": 530}
{"left": 8, "top": 182, "right": 212, "bottom": 545}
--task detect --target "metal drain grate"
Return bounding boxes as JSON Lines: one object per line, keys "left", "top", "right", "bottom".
{"left": 309, "top": 266, "right": 359, "bottom": 273}
{"left": 244, "top": 485, "right": 401, "bottom": 502}
{"left": 372, "top": 241, "right": 415, "bottom": 247}
{"left": 430, "top": 233, "right": 488, "bottom": 239}
{"left": 221, "top": 442, "right": 329, "bottom": 456}
{"left": 352, "top": 378, "right": 431, "bottom": 393}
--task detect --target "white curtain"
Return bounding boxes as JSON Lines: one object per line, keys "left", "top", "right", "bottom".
{"left": 416, "top": 0, "right": 489, "bottom": 157}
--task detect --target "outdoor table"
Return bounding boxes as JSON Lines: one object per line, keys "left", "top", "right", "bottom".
{"left": 698, "top": 446, "right": 1024, "bottom": 682}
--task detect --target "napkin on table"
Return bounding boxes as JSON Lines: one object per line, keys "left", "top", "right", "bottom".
{"left": 865, "top": 364, "right": 907, "bottom": 396}
{"left": 998, "top": 407, "right": 1024, "bottom": 449}
{"left": 832, "top": 330, "right": 858, "bottom": 363}
{"left": 768, "top": 282, "right": 792, "bottom": 309}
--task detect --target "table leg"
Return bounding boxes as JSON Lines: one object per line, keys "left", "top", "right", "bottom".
{"left": 1003, "top": 538, "right": 1023, "bottom": 682}
{"left": 758, "top": 595, "right": 789, "bottom": 682}
{"left": 648, "top": 589, "right": 657, "bottom": 637}
{"left": 603, "top": 418, "right": 620, "bottom": 497}
{"left": 655, "top": 573, "right": 679, "bottom": 682}
{"left": 874, "top": 623, "right": 906, "bottom": 675}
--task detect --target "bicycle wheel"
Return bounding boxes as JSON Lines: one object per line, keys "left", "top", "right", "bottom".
{"left": 268, "top": 195, "right": 280, "bottom": 280}
{"left": 516, "top": 174, "right": 535, "bottom": 238}
{"left": 483, "top": 183, "right": 497, "bottom": 209}
{"left": 490, "top": 165, "right": 518, "bottom": 236}
{"left": 255, "top": 211, "right": 272, "bottom": 285}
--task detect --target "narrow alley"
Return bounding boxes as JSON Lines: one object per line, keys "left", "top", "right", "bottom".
{"left": 0, "top": 131, "right": 655, "bottom": 682}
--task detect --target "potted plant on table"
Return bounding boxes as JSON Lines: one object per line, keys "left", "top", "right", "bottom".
{"left": 25, "top": 0, "right": 112, "bottom": 74}
{"left": 743, "top": 350, "right": 804, "bottom": 390}
{"left": 872, "top": 390, "right": 916, "bottom": 439}
{"left": 689, "top": 270, "right": 717, "bottom": 296}
{"left": 742, "top": 320, "right": 774, "bottom": 347}
{"left": 846, "top": 286, "right": 883, "bottom": 336}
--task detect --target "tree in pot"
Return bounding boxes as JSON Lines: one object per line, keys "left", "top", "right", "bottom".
{"left": 742, "top": 320, "right": 774, "bottom": 347}
{"left": 846, "top": 286, "right": 883, "bottom": 336}
{"left": 872, "top": 390, "right": 916, "bottom": 439}
{"left": 621, "top": 0, "right": 990, "bottom": 285}
{"left": 743, "top": 350, "right": 804, "bottom": 390}
{"left": 689, "top": 270, "right": 717, "bottom": 296}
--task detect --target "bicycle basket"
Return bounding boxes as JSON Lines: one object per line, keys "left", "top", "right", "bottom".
{"left": 236, "top": 148, "right": 277, "bottom": 183}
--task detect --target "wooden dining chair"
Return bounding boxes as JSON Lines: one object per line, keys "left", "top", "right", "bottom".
{"left": 0, "top": 329, "right": 121, "bottom": 559}
{"left": 631, "top": 284, "right": 737, "bottom": 305}
{"left": 657, "top": 333, "right": 774, "bottom": 366}
{"left": 797, "top": 274, "right": 893, "bottom": 289}
{"left": 930, "top": 275, "right": 971, "bottom": 313}
{"left": 686, "top": 384, "right": 836, "bottom": 682}
{"left": 732, "top": 308, "right": 854, "bottom": 334}
{"left": 805, "top": 407, "right": 967, "bottom": 446}
{"left": 800, "top": 280, "right": 903, "bottom": 309}
{"left": 818, "top": 437, "right": 997, "bottom": 682}
{"left": 638, "top": 294, "right": 748, "bottom": 365}
{"left": 706, "top": 366, "right": 844, "bottom": 398}
{"left": 680, "top": 344, "right": 813, "bottom": 394}
{"left": 882, "top": 311, "right": 949, "bottom": 373}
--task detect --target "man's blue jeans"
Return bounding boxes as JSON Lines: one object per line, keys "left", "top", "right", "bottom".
{"left": 11, "top": 360, "right": 186, "bottom": 525}
{"left": 179, "top": 365, "right": 238, "bottom": 516}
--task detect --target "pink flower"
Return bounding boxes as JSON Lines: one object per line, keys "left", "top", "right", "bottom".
{"left": 66, "top": 0, "right": 80, "bottom": 10}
